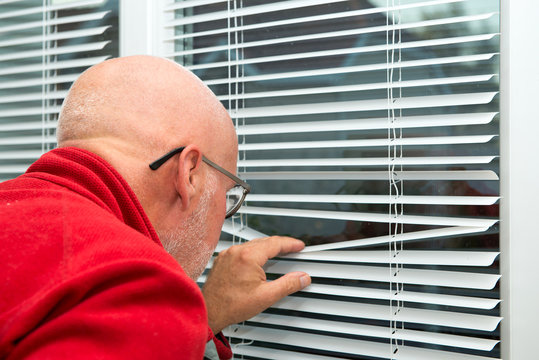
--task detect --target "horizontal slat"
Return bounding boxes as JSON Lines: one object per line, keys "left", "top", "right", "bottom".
{"left": 263, "top": 260, "right": 500, "bottom": 289}
{"left": 299, "top": 283, "right": 500, "bottom": 309}
{"left": 225, "top": 325, "right": 500, "bottom": 359}
{"left": 282, "top": 250, "right": 499, "bottom": 266}
{"left": 305, "top": 226, "right": 491, "bottom": 251}
{"left": 231, "top": 93, "right": 497, "bottom": 118}
{"left": 239, "top": 135, "right": 496, "bottom": 151}
{"left": 0, "top": 74, "right": 78, "bottom": 90}
{"left": 0, "top": 0, "right": 106, "bottom": 20}
{"left": 168, "top": 0, "right": 469, "bottom": 40}
{"left": 0, "top": 121, "right": 57, "bottom": 132}
{"left": 0, "top": 136, "right": 56, "bottom": 145}
{"left": 0, "top": 150, "right": 43, "bottom": 160}
{"left": 236, "top": 113, "right": 497, "bottom": 135}
{"left": 205, "top": 53, "right": 497, "bottom": 86}
{"left": 166, "top": 0, "right": 464, "bottom": 26}
{"left": 170, "top": 13, "right": 495, "bottom": 57}
{"left": 239, "top": 170, "right": 499, "bottom": 181}
{"left": 0, "top": 41, "right": 110, "bottom": 63}
{"left": 0, "top": 11, "right": 109, "bottom": 34}
{"left": 0, "top": 91, "right": 69, "bottom": 104}
{"left": 164, "top": 0, "right": 227, "bottom": 10}
{"left": 221, "top": 223, "right": 492, "bottom": 251}
{"left": 215, "top": 239, "right": 499, "bottom": 265}
{"left": 219, "top": 74, "right": 495, "bottom": 101}
{"left": 249, "top": 313, "right": 499, "bottom": 351}
{"left": 0, "top": 165, "right": 30, "bottom": 174}
{"left": 237, "top": 156, "right": 496, "bottom": 168}
{"left": 0, "top": 0, "right": 26, "bottom": 5}
{"left": 231, "top": 346, "right": 339, "bottom": 360}
{"left": 0, "top": 106, "right": 62, "bottom": 118}
{"left": 239, "top": 206, "right": 497, "bottom": 227}
{"left": 245, "top": 194, "right": 499, "bottom": 206}
{"left": 187, "top": 34, "right": 497, "bottom": 70}
{"left": 272, "top": 297, "right": 501, "bottom": 331}
{"left": 0, "top": 55, "right": 110, "bottom": 77}
{"left": 0, "top": 26, "right": 110, "bottom": 49}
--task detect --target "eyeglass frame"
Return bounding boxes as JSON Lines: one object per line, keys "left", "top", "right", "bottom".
{"left": 148, "top": 146, "right": 251, "bottom": 218}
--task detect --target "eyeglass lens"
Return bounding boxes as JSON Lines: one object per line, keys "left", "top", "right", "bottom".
{"left": 225, "top": 185, "right": 245, "bottom": 217}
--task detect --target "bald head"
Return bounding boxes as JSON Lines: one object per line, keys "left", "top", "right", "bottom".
{"left": 56, "top": 56, "right": 239, "bottom": 278}
{"left": 57, "top": 55, "right": 236, "bottom": 163}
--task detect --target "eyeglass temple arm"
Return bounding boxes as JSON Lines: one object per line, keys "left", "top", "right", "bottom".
{"left": 149, "top": 147, "right": 186, "bottom": 170}
{"left": 202, "top": 156, "right": 251, "bottom": 192}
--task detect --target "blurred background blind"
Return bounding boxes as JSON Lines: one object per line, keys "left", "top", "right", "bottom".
{"left": 0, "top": 0, "right": 117, "bottom": 181}
{"left": 164, "top": 0, "right": 501, "bottom": 359}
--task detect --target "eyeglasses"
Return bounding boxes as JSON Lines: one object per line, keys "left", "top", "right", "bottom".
{"left": 149, "top": 146, "right": 251, "bottom": 218}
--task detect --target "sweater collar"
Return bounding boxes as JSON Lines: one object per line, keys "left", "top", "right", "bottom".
{"left": 25, "top": 147, "right": 161, "bottom": 246}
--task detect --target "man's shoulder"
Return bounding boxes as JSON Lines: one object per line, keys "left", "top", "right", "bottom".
{"left": 0, "top": 174, "right": 189, "bottom": 320}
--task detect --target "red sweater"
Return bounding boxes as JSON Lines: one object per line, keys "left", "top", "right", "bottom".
{"left": 0, "top": 147, "right": 232, "bottom": 359}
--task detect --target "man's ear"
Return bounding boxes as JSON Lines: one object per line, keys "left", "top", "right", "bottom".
{"left": 174, "top": 144, "right": 203, "bottom": 211}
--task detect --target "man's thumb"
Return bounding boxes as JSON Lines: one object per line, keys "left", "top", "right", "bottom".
{"left": 263, "top": 271, "right": 311, "bottom": 304}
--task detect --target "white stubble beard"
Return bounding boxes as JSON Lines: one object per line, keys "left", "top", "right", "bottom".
{"left": 158, "top": 173, "right": 218, "bottom": 280}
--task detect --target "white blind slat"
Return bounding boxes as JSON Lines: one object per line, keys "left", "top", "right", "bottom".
{"left": 0, "top": 74, "right": 79, "bottom": 90}
{"left": 0, "top": 26, "right": 110, "bottom": 49}
{"left": 222, "top": 222, "right": 490, "bottom": 250}
{"left": 231, "top": 93, "right": 497, "bottom": 118}
{"left": 282, "top": 250, "right": 498, "bottom": 266}
{"left": 0, "top": 106, "right": 62, "bottom": 119}
{"left": 0, "top": 136, "right": 56, "bottom": 146}
{"left": 237, "top": 156, "right": 496, "bottom": 168}
{"left": 239, "top": 135, "right": 496, "bottom": 151}
{"left": 245, "top": 194, "right": 499, "bottom": 206}
{"left": 0, "top": 91, "right": 69, "bottom": 104}
{"left": 239, "top": 170, "right": 499, "bottom": 181}
{"left": 0, "top": 41, "right": 110, "bottom": 63}
{"left": 0, "top": 165, "right": 30, "bottom": 174}
{"left": 0, "top": 56, "right": 110, "bottom": 77}
{"left": 236, "top": 113, "right": 497, "bottom": 135}
{"left": 239, "top": 206, "right": 497, "bottom": 227}
{"left": 263, "top": 260, "right": 500, "bottom": 290}
{"left": 300, "top": 283, "right": 500, "bottom": 309}
{"left": 0, "top": 121, "right": 57, "bottom": 132}
{"left": 231, "top": 346, "right": 338, "bottom": 360}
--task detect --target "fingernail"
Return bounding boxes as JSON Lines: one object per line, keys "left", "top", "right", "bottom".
{"left": 300, "top": 274, "right": 311, "bottom": 288}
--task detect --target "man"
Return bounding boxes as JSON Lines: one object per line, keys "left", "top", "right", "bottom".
{"left": 0, "top": 56, "right": 311, "bottom": 359}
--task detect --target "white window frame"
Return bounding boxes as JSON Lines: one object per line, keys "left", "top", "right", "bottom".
{"left": 499, "top": 0, "right": 539, "bottom": 359}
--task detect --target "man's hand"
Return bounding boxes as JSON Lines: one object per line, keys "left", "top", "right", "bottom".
{"left": 202, "top": 236, "right": 311, "bottom": 334}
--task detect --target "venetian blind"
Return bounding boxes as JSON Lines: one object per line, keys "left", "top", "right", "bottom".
{"left": 165, "top": 0, "right": 500, "bottom": 359}
{"left": 0, "top": 0, "right": 116, "bottom": 181}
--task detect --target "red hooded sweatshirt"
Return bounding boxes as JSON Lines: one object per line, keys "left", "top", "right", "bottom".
{"left": 0, "top": 147, "right": 232, "bottom": 359}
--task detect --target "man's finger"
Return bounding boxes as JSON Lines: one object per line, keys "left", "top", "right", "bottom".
{"left": 248, "top": 236, "right": 305, "bottom": 266}
{"left": 259, "top": 271, "right": 311, "bottom": 306}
